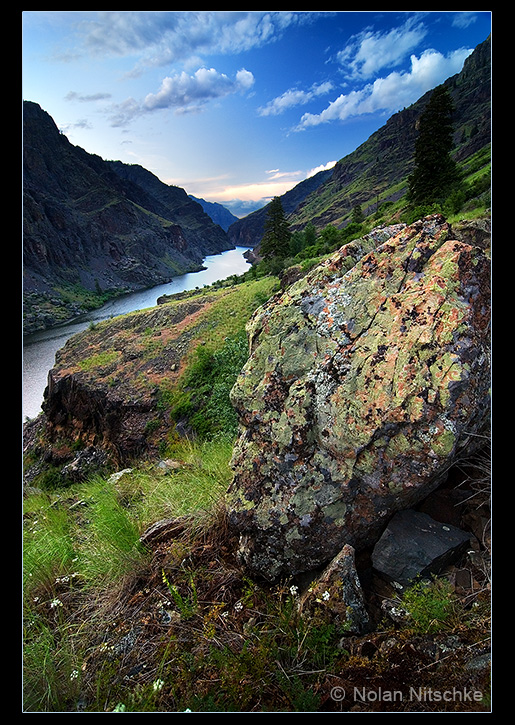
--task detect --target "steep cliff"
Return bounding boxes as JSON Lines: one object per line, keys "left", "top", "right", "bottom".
{"left": 23, "top": 101, "right": 232, "bottom": 333}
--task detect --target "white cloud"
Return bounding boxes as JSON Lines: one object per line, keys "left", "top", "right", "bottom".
{"left": 306, "top": 160, "right": 337, "bottom": 177}
{"left": 452, "top": 12, "right": 479, "bottom": 29}
{"left": 78, "top": 11, "right": 310, "bottom": 70}
{"left": 65, "top": 91, "right": 112, "bottom": 102}
{"left": 258, "top": 80, "right": 334, "bottom": 116}
{"left": 295, "top": 47, "right": 472, "bottom": 131}
{"left": 143, "top": 67, "right": 254, "bottom": 112}
{"left": 336, "top": 16, "right": 427, "bottom": 79}
{"left": 109, "top": 66, "right": 254, "bottom": 125}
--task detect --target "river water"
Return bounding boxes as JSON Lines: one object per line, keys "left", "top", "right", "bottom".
{"left": 23, "top": 246, "right": 251, "bottom": 421}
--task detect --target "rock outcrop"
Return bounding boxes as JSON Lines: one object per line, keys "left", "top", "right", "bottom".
{"left": 227, "top": 215, "right": 490, "bottom": 580}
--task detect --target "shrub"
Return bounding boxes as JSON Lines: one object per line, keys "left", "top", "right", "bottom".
{"left": 401, "top": 578, "right": 455, "bottom": 634}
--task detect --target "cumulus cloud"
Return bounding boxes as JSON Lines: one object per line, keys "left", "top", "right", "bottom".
{"left": 295, "top": 47, "right": 472, "bottom": 131}
{"left": 306, "top": 160, "right": 337, "bottom": 177}
{"left": 109, "top": 67, "right": 254, "bottom": 125}
{"left": 144, "top": 67, "right": 254, "bottom": 111}
{"left": 336, "top": 15, "right": 428, "bottom": 80}
{"left": 258, "top": 80, "right": 334, "bottom": 116}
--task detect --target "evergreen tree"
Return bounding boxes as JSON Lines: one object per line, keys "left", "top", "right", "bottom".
{"left": 351, "top": 204, "right": 364, "bottom": 224}
{"left": 260, "top": 196, "right": 291, "bottom": 260}
{"left": 407, "top": 85, "right": 461, "bottom": 206}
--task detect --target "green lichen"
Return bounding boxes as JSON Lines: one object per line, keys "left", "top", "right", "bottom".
{"left": 430, "top": 426, "right": 456, "bottom": 458}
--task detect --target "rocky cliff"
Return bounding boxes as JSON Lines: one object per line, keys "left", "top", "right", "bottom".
{"left": 23, "top": 101, "right": 232, "bottom": 333}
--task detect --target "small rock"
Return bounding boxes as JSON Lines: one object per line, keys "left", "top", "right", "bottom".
{"left": 298, "top": 544, "right": 370, "bottom": 634}
{"left": 139, "top": 516, "right": 191, "bottom": 547}
{"left": 107, "top": 468, "right": 133, "bottom": 485}
{"left": 156, "top": 459, "right": 186, "bottom": 474}
{"left": 381, "top": 599, "right": 410, "bottom": 625}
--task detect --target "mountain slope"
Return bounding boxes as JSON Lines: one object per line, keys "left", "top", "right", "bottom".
{"left": 189, "top": 195, "right": 239, "bottom": 232}
{"left": 229, "top": 35, "right": 491, "bottom": 247}
{"left": 23, "top": 101, "right": 232, "bottom": 333}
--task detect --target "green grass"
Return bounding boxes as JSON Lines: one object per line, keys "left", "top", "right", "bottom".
{"left": 157, "top": 277, "right": 279, "bottom": 440}
{"left": 23, "top": 435, "right": 235, "bottom": 712}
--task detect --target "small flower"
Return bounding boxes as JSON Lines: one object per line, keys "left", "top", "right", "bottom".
{"left": 50, "top": 598, "right": 63, "bottom": 609}
{"left": 322, "top": 590, "right": 330, "bottom": 601}
{"left": 70, "top": 669, "right": 79, "bottom": 681}
{"left": 153, "top": 679, "right": 164, "bottom": 692}
{"left": 234, "top": 600, "right": 243, "bottom": 612}
{"left": 289, "top": 585, "right": 299, "bottom": 596}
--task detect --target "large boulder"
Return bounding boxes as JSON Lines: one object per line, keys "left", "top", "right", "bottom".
{"left": 227, "top": 216, "right": 490, "bottom": 580}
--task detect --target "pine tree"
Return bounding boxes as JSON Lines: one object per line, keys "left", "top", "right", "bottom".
{"left": 407, "top": 85, "right": 461, "bottom": 206}
{"left": 260, "top": 196, "right": 291, "bottom": 260}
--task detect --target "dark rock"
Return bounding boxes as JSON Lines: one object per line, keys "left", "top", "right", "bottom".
{"left": 60, "top": 446, "right": 110, "bottom": 483}
{"left": 371, "top": 509, "right": 472, "bottom": 585}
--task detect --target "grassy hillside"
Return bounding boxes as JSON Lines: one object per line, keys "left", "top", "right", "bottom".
{"left": 23, "top": 204, "right": 491, "bottom": 711}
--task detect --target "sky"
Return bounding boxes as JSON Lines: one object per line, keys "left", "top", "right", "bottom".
{"left": 22, "top": 11, "right": 492, "bottom": 218}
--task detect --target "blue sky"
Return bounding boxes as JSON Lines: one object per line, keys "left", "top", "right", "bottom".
{"left": 22, "top": 11, "right": 491, "bottom": 217}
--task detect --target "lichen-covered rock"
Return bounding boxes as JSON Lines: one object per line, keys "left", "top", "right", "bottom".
{"left": 227, "top": 216, "right": 490, "bottom": 580}
{"left": 298, "top": 544, "right": 370, "bottom": 634}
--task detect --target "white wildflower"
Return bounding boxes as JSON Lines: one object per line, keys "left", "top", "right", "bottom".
{"left": 50, "top": 598, "right": 63, "bottom": 609}
{"left": 289, "top": 585, "right": 299, "bottom": 596}
{"left": 153, "top": 679, "right": 164, "bottom": 692}
{"left": 322, "top": 590, "right": 330, "bottom": 601}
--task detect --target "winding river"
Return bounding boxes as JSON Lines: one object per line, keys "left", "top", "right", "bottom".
{"left": 23, "top": 246, "right": 251, "bottom": 421}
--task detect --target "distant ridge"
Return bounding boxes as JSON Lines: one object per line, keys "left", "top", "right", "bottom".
{"left": 227, "top": 165, "right": 333, "bottom": 248}
{"left": 189, "top": 195, "right": 239, "bottom": 232}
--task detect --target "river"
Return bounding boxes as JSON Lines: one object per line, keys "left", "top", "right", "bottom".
{"left": 23, "top": 246, "right": 252, "bottom": 421}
